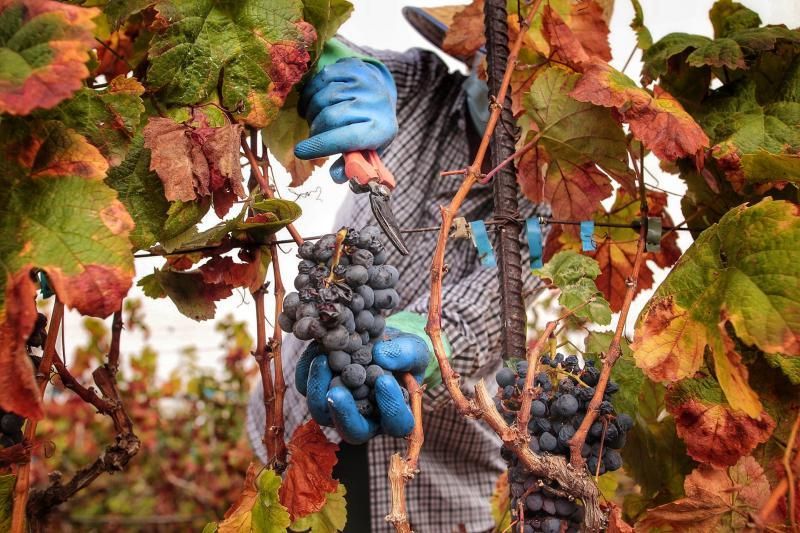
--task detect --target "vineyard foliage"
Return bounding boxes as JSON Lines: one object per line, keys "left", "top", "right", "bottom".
{"left": 0, "top": 0, "right": 797, "bottom": 530}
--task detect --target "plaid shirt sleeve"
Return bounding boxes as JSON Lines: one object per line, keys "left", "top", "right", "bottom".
{"left": 247, "top": 44, "right": 550, "bottom": 532}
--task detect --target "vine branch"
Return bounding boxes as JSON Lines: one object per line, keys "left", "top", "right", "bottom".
{"left": 268, "top": 241, "right": 288, "bottom": 470}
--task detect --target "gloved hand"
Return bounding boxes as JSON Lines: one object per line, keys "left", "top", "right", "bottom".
{"left": 295, "top": 327, "right": 430, "bottom": 444}
{"left": 293, "top": 57, "right": 398, "bottom": 184}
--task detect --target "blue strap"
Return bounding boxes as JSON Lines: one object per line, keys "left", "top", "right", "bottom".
{"left": 526, "top": 218, "right": 544, "bottom": 269}
{"left": 580, "top": 221, "right": 596, "bottom": 252}
{"left": 469, "top": 220, "right": 496, "bottom": 267}
{"left": 39, "top": 272, "right": 54, "bottom": 299}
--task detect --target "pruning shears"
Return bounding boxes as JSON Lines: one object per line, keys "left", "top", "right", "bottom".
{"left": 343, "top": 150, "right": 410, "bottom": 255}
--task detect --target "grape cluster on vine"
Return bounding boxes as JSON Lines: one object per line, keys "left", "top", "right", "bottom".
{"left": 279, "top": 226, "right": 405, "bottom": 418}
{"left": 495, "top": 353, "right": 633, "bottom": 533}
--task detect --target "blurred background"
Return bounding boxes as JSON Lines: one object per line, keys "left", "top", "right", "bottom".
{"left": 34, "top": 0, "right": 799, "bottom": 529}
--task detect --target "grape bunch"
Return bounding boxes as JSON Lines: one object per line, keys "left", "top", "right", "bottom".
{"left": 1, "top": 313, "right": 47, "bottom": 450}
{"left": 278, "top": 226, "right": 403, "bottom": 418}
{"left": 494, "top": 353, "right": 633, "bottom": 533}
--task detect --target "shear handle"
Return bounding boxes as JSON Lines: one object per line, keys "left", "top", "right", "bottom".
{"left": 343, "top": 150, "right": 397, "bottom": 190}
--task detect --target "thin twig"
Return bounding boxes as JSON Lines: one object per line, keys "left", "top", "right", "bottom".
{"left": 240, "top": 136, "right": 304, "bottom": 246}
{"left": 268, "top": 241, "right": 288, "bottom": 470}
{"left": 568, "top": 145, "right": 649, "bottom": 467}
{"left": 11, "top": 300, "right": 64, "bottom": 533}
{"left": 756, "top": 411, "right": 800, "bottom": 527}
{"left": 52, "top": 352, "right": 115, "bottom": 414}
{"left": 480, "top": 134, "right": 541, "bottom": 184}
{"left": 108, "top": 309, "right": 122, "bottom": 375}
{"left": 253, "top": 273, "right": 276, "bottom": 463}
{"left": 386, "top": 374, "right": 424, "bottom": 532}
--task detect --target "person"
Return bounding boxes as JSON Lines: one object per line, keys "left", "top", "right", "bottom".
{"left": 247, "top": 6, "right": 548, "bottom": 531}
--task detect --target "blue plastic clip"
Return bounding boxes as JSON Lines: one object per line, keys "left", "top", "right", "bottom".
{"left": 646, "top": 216, "right": 662, "bottom": 252}
{"left": 580, "top": 221, "right": 596, "bottom": 252}
{"left": 469, "top": 220, "right": 497, "bottom": 267}
{"left": 39, "top": 271, "right": 54, "bottom": 299}
{"left": 526, "top": 218, "right": 544, "bottom": 269}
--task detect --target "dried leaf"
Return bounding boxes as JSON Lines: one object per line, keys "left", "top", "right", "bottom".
{"left": 280, "top": 420, "right": 339, "bottom": 520}
{"left": 218, "top": 463, "right": 291, "bottom": 533}
{"left": 441, "top": 0, "right": 484, "bottom": 60}
{"left": 0, "top": 1, "right": 98, "bottom": 115}
{"left": 636, "top": 456, "right": 771, "bottom": 531}
{"left": 605, "top": 502, "right": 634, "bottom": 532}
{"left": 143, "top": 113, "right": 245, "bottom": 218}
{"left": 666, "top": 376, "right": 775, "bottom": 468}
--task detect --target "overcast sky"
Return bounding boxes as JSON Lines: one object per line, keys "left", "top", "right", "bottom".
{"left": 59, "top": 0, "right": 800, "bottom": 378}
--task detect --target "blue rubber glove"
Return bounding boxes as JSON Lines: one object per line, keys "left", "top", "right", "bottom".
{"left": 293, "top": 57, "right": 398, "bottom": 184}
{"left": 295, "top": 328, "right": 429, "bottom": 444}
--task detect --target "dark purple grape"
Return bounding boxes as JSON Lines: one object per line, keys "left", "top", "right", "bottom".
{"left": 328, "top": 350, "right": 351, "bottom": 373}
{"left": 496, "top": 367, "right": 517, "bottom": 388}
{"left": 322, "top": 326, "right": 349, "bottom": 351}
{"left": 539, "top": 432, "right": 557, "bottom": 452}
{"left": 345, "top": 265, "right": 369, "bottom": 287}
{"left": 365, "top": 365, "right": 383, "bottom": 386}
{"left": 355, "top": 285, "right": 374, "bottom": 308}
{"left": 542, "top": 497, "right": 556, "bottom": 515}
{"left": 349, "top": 293, "right": 365, "bottom": 313}
{"left": 352, "top": 384, "right": 370, "bottom": 400}
{"left": 541, "top": 517, "right": 561, "bottom": 533}
{"left": 341, "top": 364, "right": 366, "bottom": 388}
{"left": 552, "top": 394, "right": 579, "bottom": 418}
{"left": 525, "top": 493, "right": 543, "bottom": 512}
{"left": 351, "top": 346, "right": 372, "bottom": 366}
{"left": 530, "top": 400, "right": 547, "bottom": 418}
{"left": 298, "top": 241, "right": 316, "bottom": 260}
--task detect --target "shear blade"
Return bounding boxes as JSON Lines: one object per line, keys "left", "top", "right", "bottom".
{"left": 369, "top": 193, "right": 409, "bottom": 256}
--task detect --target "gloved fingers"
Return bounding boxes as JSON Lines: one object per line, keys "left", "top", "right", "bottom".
{"left": 374, "top": 374, "right": 415, "bottom": 437}
{"left": 294, "top": 342, "right": 322, "bottom": 397}
{"left": 306, "top": 355, "right": 334, "bottom": 426}
{"left": 298, "top": 58, "right": 387, "bottom": 117}
{"left": 328, "top": 156, "right": 347, "bottom": 184}
{"left": 302, "top": 82, "right": 356, "bottom": 125}
{"left": 372, "top": 332, "right": 430, "bottom": 379}
{"left": 294, "top": 119, "right": 392, "bottom": 160}
{"left": 327, "top": 386, "right": 380, "bottom": 444}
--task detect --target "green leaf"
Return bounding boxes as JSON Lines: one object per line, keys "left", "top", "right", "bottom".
{"left": 0, "top": 474, "right": 13, "bottom": 532}
{"left": 145, "top": 0, "right": 315, "bottom": 127}
{"left": 642, "top": 33, "right": 713, "bottom": 84}
{"left": 709, "top": 0, "right": 762, "bottom": 39}
{"left": 138, "top": 269, "right": 231, "bottom": 321}
{"left": 534, "top": 251, "right": 611, "bottom": 325}
{"left": 105, "top": 133, "right": 209, "bottom": 250}
{"left": 302, "top": 0, "right": 353, "bottom": 61}
{"left": 584, "top": 330, "right": 640, "bottom": 416}
{"left": 201, "top": 523, "right": 218, "bottom": 533}
{"left": 46, "top": 76, "right": 146, "bottom": 167}
{"left": 763, "top": 353, "right": 800, "bottom": 385}
{"left": 697, "top": 80, "right": 800, "bottom": 186}
{"left": 634, "top": 198, "right": 800, "bottom": 416}
{"left": 620, "top": 378, "right": 694, "bottom": 522}
{"left": 252, "top": 469, "right": 292, "bottom": 533}
{"left": 0, "top": 1, "right": 98, "bottom": 115}
{"left": 628, "top": 0, "right": 652, "bottom": 51}
{"left": 0, "top": 119, "right": 134, "bottom": 420}
{"left": 524, "top": 66, "right": 629, "bottom": 178}
{"left": 263, "top": 90, "right": 326, "bottom": 187}
{"left": 289, "top": 484, "right": 347, "bottom": 533}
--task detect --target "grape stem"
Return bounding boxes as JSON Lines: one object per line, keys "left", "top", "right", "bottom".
{"left": 568, "top": 144, "right": 649, "bottom": 469}
{"left": 385, "top": 374, "right": 424, "bottom": 532}
{"left": 325, "top": 228, "right": 349, "bottom": 286}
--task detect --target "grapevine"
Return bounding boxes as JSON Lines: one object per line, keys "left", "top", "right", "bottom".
{"left": 0, "top": 0, "right": 797, "bottom": 531}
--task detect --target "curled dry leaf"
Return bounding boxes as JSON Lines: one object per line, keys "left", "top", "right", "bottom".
{"left": 279, "top": 420, "right": 339, "bottom": 520}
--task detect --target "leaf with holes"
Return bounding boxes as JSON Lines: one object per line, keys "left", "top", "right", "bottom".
{"left": 145, "top": 0, "right": 316, "bottom": 127}
{"left": 633, "top": 198, "right": 800, "bottom": 416}
{"left": 280, "top": 420, "right": 339, "bottom": 520}
{"left": 636, "top": 455, "right": 772, "bottom": 531}
{"left": 0, "top": 119, "right": 134, "bottom": 419}
{"left": 666, "top": 376, "right": 775, "bottom": 468}
{"left": 0, "top": 1, "right": 98, "bottom": 115}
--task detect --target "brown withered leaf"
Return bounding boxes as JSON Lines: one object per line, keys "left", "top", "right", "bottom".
{"left": 605, "top": 502, "right": 634, "bottom": 533}
{"left": 637, "top": 456, "right": 771, "bottom": 532}
{"left": 143, "top": 112, "right": 245, "bottom": 218}
{"left": 441, "top": 0, "right": 485, "bottom": 60}
{"left": 666, "top": 376, "right": 775, "bottom": 468}
{"left": 279, "top": 420, "right": 339, "bottom": 520}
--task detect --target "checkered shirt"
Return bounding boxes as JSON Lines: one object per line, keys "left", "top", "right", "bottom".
{"left": 247, "top": 44, "right": 549, "bottom": 532}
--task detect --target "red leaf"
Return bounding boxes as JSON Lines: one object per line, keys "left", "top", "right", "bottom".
{"left": 441, "top": 0, "right": 485, "bottom": 60}
{"left": 0, "top": 1, "right": 98, "bottom": 115}
{"left": 267, "top": 21, "right": 316, "bottom": 105}
{"left": 0, "top": 271, "right": 43, "bottom": 420}
{"left": 199, "top": 256, "right": 263, "bottom": 294}
{"left": 143, "top": 114, "right": 245, "bottom": 217}
{"left": 279, "top": 420, "right": 339, "bottom": 520}
{"left": 667, "top": 380, "right": 775, "bottom": 468}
